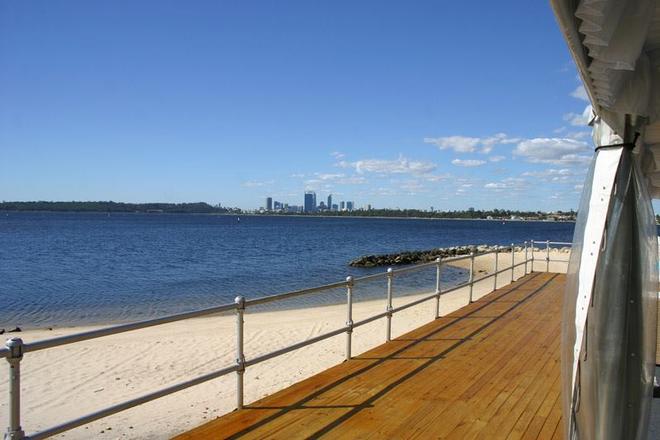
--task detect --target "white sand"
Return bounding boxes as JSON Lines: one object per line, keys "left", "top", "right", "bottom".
{"left": 0, "top": 249, "right": 570, "bottom": 439}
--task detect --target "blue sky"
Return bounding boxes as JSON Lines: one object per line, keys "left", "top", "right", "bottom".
{"left": 0, "top": 1, "right": 594, "bottom": 211}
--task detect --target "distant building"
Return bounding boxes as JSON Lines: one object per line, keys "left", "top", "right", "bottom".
{"left": 274, "top": 201, "right": 282, "bottom": 210}
{"left": 319, "top": 201, "right": 327, "bottom": 211}
{"left": 332, "top": 203, "right": 338, "bottom": 211}
{"left": 304, "top": 191, "right": 316, "bottom": 213}
{"left": 367, "top": 204, "right": 372, "bottom": 211}
{"left": 266, "top": 197, "right": 273, "bottom": 211}
{"left": 327, "top": 194, "right": 332, "bottom": 211}
{"left": 346, "top": 201, "right": 354, "bottom": 211}
{"left": 340, "top": 201, "right": 345, "bottom": 211}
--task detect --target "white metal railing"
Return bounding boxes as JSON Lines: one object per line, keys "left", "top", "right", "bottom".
{"left": 0, "top": 239, "right": 571, "bottom": 439}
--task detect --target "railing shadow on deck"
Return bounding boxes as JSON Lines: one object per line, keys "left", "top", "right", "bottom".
{"left": 218, "top": 272, "right": 560, "bottom": 440}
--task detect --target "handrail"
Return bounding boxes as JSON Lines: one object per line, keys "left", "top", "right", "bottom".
{"left": 531, "top": 240, "right": 572, "bottom": 246}
{"left": 245, "top": 279, "right": 348, "bottom": 307}
{"left": 1, "top": 239, "right": 571, "bottom": 439}
{"left": 27, "top": 364, "right": 239, "bottom": 440}
{"left": 23, "top": 302, "right": 238, "bottom": 355}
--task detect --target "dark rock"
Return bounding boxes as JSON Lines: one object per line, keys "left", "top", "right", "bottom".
{"left": 8, "top": 327, "right": 21, "bottom": 333}
{"left": 349, "top": 244, "right": 503, "bottom": 267}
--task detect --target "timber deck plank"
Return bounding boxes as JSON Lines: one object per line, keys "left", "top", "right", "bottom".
{"left": 176, "top": 272, "right": 565, "bottom": 440}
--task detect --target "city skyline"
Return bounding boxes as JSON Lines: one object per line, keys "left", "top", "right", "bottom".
{"left": 264, "top": 191, "right": 356, "bottom": 213}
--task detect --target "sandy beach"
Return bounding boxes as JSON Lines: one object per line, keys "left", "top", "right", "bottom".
{"left": 0, "top": 249, "right": 570, "bottom": 439}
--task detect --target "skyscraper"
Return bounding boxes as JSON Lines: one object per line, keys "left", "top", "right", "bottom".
{"left": 327, "top": 194, "right": 332, "bottom": 211}
{"left": 304, "top": 191, "right": 316, "bottom": 213}
{"left": 346, "top": 201, "right": 354, "bottom": 211}
{"left": 340, "top": 201, "right": 345, "bottom": 211}
{"left": 266, "top": 197, "right": 273, "bottom": 211}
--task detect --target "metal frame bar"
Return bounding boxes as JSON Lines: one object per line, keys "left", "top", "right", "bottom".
{"left": 3, "top": 239, "right": 571, "bottom": 439}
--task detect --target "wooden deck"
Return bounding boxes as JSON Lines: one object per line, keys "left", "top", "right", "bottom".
{"left": 177, "top": 272, "right": 565, "bottom": 440}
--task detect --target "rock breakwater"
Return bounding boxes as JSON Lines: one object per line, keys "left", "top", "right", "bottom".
{"left": 349, "top": 245, "right": 570, "bottom": 267}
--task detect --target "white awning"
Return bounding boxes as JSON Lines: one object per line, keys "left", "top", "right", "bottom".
{"left": 551, "top": 0, "right": 660, "bottom": 197}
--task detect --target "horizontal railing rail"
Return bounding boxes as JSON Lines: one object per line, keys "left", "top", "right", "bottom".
{"left": 1, "top": 239, "right": 572, "bottom": 439}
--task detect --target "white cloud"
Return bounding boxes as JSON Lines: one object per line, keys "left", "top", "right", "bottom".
{"left": 330, "top": 151, "right": 345, "bottom": 159}
{"left": 566, "top": 131, "right": 591, "bottom": 140}
{"left": 563, "top": 112, "right": 586, "bottom": 127}
{"left": 484, "top": 177, "right": 528, "bottom": 191}
{"left": 563, "top": 105, "right": 592, "bottom": 127}
{"left": 425, "top": 136, "right": 480, "bottom": 153}
{"left": 316, "top": 173, "right": 344, "bottom": 181}
{"left": 489, "top": 155, "right": 506, "bottom": 162}
{"left": 513, "top": 137, "right": 592, "bottom": 165}
{"left": 242, "top": 179, "right": 274, "bottom": 188}
{"left": 484, "top": 182, "right": 506, "bottom": 189}
{"left": 451, "top": 159, "right": 486, "bottom": 167}
{"left": 424, "top": 133, "right": 518, "bottom": 154}
{"left": 522, "top": 168, "right": 585, "bottom": 184}
{"left": 338, "top": 155, "right": 436, "bottom": 175}
{"left": 522, "top": 168, "right": 572, "bottom": 178}
{"left": 306, "top": 173, "right": 367, "bottom": 186}
{"left": 338, "top": 176, "right": 368, "bottom": 184}
{"left": 424, "top": 173, "right": 451, "bottom": 182}
{"left": 570, "top": 85, "right": 589, "bottom": 102}
{"left": 400, "top": 179, "right": 427, "bottom": 193}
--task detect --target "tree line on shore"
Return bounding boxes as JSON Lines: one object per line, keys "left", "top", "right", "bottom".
{"left": 285, "top": 208, "right": 576, "bottom": 220}
{"left": 0, "top": 201, "right": 579, "bottom": 220}
{"left": 0, "top": 201, "right": 240, "bottom": 214}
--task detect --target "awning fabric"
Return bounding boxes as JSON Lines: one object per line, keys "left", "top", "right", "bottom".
{"left": 550, "top": 1, "right": 660, "bottom": 439}
{"left": 552, "top": 0, "right": 660, "bottom": 197}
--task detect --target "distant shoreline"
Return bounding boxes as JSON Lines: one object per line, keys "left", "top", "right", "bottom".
{"left": 1, "top": 210, "right": 576, "bottom": 223}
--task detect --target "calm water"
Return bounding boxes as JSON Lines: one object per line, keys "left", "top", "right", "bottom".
{"left": 0, "top": 213, "right": 575, "bottom": 328}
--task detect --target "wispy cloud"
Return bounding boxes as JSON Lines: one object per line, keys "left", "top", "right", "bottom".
{"left": 330, "top": 151, "right": 345, "bottom": 160}
{"left": 512, "top": 137, "right": 592, "bottom": 165}
{"left": 451, "top": 159, "right": 486, "bottom": 167}
{"left": 424, "top": 173, "right": 451, "bottom": 182}
{"left": 565, "top": 130, "right": 591, "bottom": 140}
{"left": 522, "top": 168, "right": 585, "bottom": 184}
{"left": 399, "top": 179, "right": 427, "bottom": 194}
{"left": 563, "top": 105, "right": 592, "bottom": 127}
{"left": 424, "top": 133, "right": 519, "bottom": 154}
{"left": 242, "top": 179, "right": 274, "bottom": 188}
{"left": 483, "top": 177, "right": 527, "bottom": 191}
{"left": 489, "top": 155, "right": 506, "bottom": 162}
{"left": 304, "top": 173, "right": 367, "bottom": 187}
{"left": 570, "top": 85, "right": 589, "bottom": 102}
{"left": 338, "top": 155, "right": 437, "bottom": 176}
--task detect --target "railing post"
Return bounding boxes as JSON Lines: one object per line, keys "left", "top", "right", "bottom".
{"left": 530, "top": 239, "right": 535, "bottom": 272}
{"left": 434, "top": 257, "right": 442, "bottom": 319}
{"left": 4, "top": 338, "right": 25, "bottom": 440}
{"left": 546, "top": 240, "right": 550, "bottom": 272}
{"left": 386, "top": 269, "right": 393, "bottom": 342}
{"left": 345, "top": 276, "right": 354, "bottom": 360}
{"left": 468, "top": 250, "right": 475, "bottom": 303}
{"left": 510, "top": 243, "right": 515, "bottom": 283}
{"left": 234, "top": 296, "right": 246, "bottom": 410}
{"left": 524, "top": 241, "right": 528, "bottom": 275}
{"left": 493, "top": 246, "right": 499, "bottom": 291}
